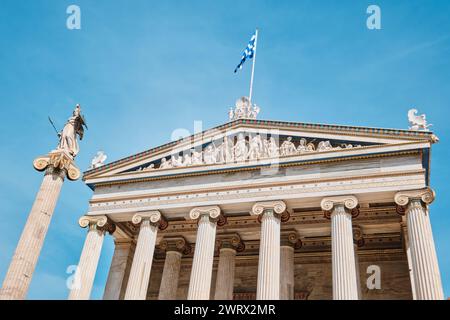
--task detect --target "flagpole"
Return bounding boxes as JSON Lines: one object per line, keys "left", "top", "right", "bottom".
{"left": 248, "top": 28, "right": 258, "bottom": 104}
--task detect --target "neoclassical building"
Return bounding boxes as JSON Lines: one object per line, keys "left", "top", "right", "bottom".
{"left": 68, "top": 99, "right": 444, "bottom": 300}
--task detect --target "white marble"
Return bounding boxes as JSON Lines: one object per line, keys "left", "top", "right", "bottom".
{"left": 187, "top": 207, "right": 220, "bottom": 300}
{"left": 69, "top": 216, "right": 110, "bottom": 300}
{"left": 124, "top": 211, "right": 161, "bottom": 300}
{"left": 159, "top": 251, "right": 182, "bottom": 300}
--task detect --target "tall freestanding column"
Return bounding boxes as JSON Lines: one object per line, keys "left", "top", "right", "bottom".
{"left": 395, "top": 188, "right": 444, "bottom": 300}
{"left": 124, "top": 211, "right": 166, "bottom": 300}
{"left": 280, "top": 230, "right": 302, "bottom": 300}
{"left": 187, "top": 206, "right": 221, "bottom": 300}
{"left": 103, "top": 238, "right": 135, "bottom": 300}
{"left": 158, "top": 237, "right": 191, "bottom": 300}
{"left": 0, "top": 151, "right": 81, "bottom": 300}
{"left": 251, "top": 200, "right": 287, "bottom": 300}
{"left": 68, "top": 215, "right": 115, "bottom": 300}
{"left": 321, "top": 195, "right": 359, "bottom": 300}
{"left": 0, "top": 105, "right": 87, "bottom": 300}
{"left": 214, "top": 233, "right": 245, "bottom": 300}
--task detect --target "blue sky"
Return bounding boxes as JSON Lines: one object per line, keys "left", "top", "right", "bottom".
{"left": 0, "top": 0, "right": 449, "bottom": 299}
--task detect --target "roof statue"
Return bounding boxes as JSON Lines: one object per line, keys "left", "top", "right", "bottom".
{"left": 228, "top": 96, "right": 260, "bottom": 121}
{"left": 408, "top": 108, "right": 432, "bottom": 131}
{"left": 57, "top": 104, "right": 88, "bottom": 158}
{"left": 90, "top": 151, "right": 107, "bottom": 169}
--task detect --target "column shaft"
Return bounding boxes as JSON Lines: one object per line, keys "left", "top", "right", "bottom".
{"left": 407, "top": 201, "right": 444, "bottom": 300}
{"left": 158, "top": 251, "right": 182, "bottom": 300}
{"left": 257, "top": 211, "right": 281, "bottom": 300}
{"left": 188, "top": 215, "right": 217, "bottom": 300}
{"left": 331, "top": 206, "right": 358, "bottom": 300}
{"left": 214, "top": 248, "right": 236, "bottom": 300}
{"left": 0, "top": 169, "right": 64, "bottom": 300}
{"left": 124, "top": 220, "right": 158, "bottom": 300}
{"left": 103, "top": 240, "right": 133, "bottom": 300}
{"left": 68, "top": 225, "right": 105, "bottom": 300}
{"left": 280, "top": 246, "right": 294, "bottom": 300}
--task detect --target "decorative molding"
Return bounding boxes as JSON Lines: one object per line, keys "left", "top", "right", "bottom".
{"left": 189, "top": 205, "right": 221, "bottom": 221}
{"left": 321, "top": 195, "right": 359, "bottom": 219}
{"left": 78, "top": 215, "right": 115, "bottom": 234}
{"left": 131, "top": 211, "right": 167, "bottom": 230}
{"left": 84, "top": 118, "right": 433, "bottom": 179}
{"left": 88, "top": 149, "right": 421, "bottom": 188}
{"left": 394, "top": 188, "right": 435, "bottom": 214}
{"left": 215, "top": 233, "right": 245, "bottom": 253}
{"left": 33, "top": 150, "right": 81, "bottom": 181}
{"left": 251, "top": 200, "right": 286, "bottom": 216}
{"left": 159, "top": 236, "right": 192, "bottom": 255}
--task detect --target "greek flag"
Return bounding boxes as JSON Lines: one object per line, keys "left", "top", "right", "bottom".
{"left": 234, "top": 32, "right": 257, "bottom": 73}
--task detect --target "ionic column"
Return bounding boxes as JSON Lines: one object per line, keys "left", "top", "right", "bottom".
{"left": 280, "top": 230, "right": 302, "bottom": 300}
{"left": 251, "top": 200, "right": 287, "bottom": 300}
{"left": 401, "top": 218, "right": 417, "bottom": 300}
{"left": 103, "top": 238, "right": 134, "bottom": 300}
{"left": 68, "top": 215, "right": 115, "bottom": 300}
{"left": 158, "top": 237, "right": 191, "bottom": 300}
{"left": 321, "top": 195, "right": 359, "bottom": 300}
{"left": 395, "top": 188, "right": 444, "bottom": 300}
{"left": 0, "top": 151, "right": 80, "bottom": 300}
{"left": 124, "top": 211, "right": 166, "bottom": 300}
{"left": 352, "top": 225, "right": 364, "bottom": 300}
{"left": 214, "top": 233, "right": 245, "bottom": 300}
{"left": 187, "top": 206, "right": 221, "bottom": 300}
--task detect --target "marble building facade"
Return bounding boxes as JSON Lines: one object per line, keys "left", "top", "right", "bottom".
{"left": 69, "top": 101, "right": 443, "bottom": 300}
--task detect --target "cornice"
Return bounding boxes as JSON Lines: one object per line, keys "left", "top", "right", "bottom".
{"left": 83, "top": 118, "right": 433, "bottom": 179}
{"left": 88, "top": 149, "right": 422, "bottom": 190}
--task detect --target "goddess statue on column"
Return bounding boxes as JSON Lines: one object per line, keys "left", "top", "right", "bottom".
{"left": 57, "top": 104, "right": 87, "bottom": 158}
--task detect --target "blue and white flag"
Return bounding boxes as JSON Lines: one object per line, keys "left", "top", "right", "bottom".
{"left": 234, "top": 32, "right": 257, "bottom": 73}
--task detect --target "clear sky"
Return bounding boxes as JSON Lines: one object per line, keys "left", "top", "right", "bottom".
{"left": 0, "top": 0, "right": 449, "bottom": 299}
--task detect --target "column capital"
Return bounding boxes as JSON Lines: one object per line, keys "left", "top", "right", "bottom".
{"left": 352, "top": 225, "right": 365, "bottom": 248}
{"left": 79, "top": 215, "right": 116, "bottom": 234}
{"left": 33, "top": 150, "right": 81, "bottom": 181}
{"left": 189, "top": 205, "right": 221, "bottom": 221}
{"left": 216, "top": 233, "right": 245, "bottom": 252}
{"left": 160, "top": 236, "right": 192, "bottom": 255}
{"left": 281, "top": 230, "right": 302, "bottom": 249}
{"left": 251, "top": 200, "right": 286, "bottom": 216}
{"left": 395, "top": 188, "right": 435, "bottom": 215}
{"left": 321, "top": 195, "right": 359, "bottom": 219}
{"left": 132, "top": 211, "right": 168, "bottom": 230}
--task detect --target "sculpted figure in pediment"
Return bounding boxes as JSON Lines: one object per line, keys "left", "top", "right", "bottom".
{"left": 248, "top": 134, "right": 263, "bottom": 160}
{"left": 233, "top": 133, "right": 248, "bottom": 162}
{"left": 280, "top": 137, "right": 297, "bottom": 156}
{"left": 192, "top": 149, "right": 203, "bottom": 165}
{"left": 204, "top": 145, "right": 216, "bottom": 164}
{"left": 297, "top": 138, "right": 307, "bottom": 154}
{"left": 160, "top": 157, "right": 172, "bottom": 169}
{"left": 267, "top": 137, "right": 279, "bottom": 158}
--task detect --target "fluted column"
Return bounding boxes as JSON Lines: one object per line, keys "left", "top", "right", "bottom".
{"left": 251, "top": 200, "right": 287, "bottom": 300}
{"left": 0, "top": 151, "right": 80, "bottom": 300}
{"left": 280, "top": 230, "right": 302, "bottom": 300}
{"left": 124, "top": 211, "right": 165, "bottom": 300}
{"left": 103, "top": 238, "right": 134, "bottom": 300}
{"left": 395, "top": 188, "right": 444, "bottom": 300}
{"left": 158, "top": 237, "right": 191, "bottom": 300}
{"left": 68, "top": 215, "right": 115, "bottom": 300}
{"left": 321, "top": 195, "right": 359, "bottom": 300}
{"left": 187, "top": 206, "right": 221, "bottom": 300}
{"left": 401, "top": 219, "right": 417, "bottom": 300}
{"left": 214, "top": 234, "right": 245, "bottom": 300}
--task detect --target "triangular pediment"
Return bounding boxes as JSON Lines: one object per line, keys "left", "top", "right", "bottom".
{"left": 84, "top": 119, "right": 435, "bottom": 185}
